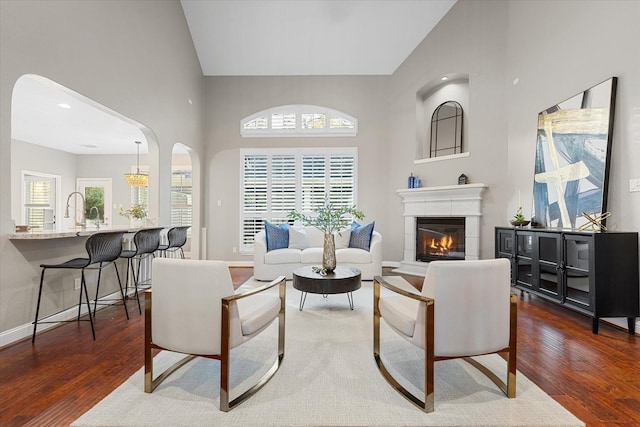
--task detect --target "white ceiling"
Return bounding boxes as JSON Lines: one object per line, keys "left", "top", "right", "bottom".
{"left": 11, "top": 1, "right": 455, "bottom": 155}
{"left": 181, "top": 0, "right": 456, "bottom": 76}
{"left": 12, "top": 75, "right": 147, "bottom": 155}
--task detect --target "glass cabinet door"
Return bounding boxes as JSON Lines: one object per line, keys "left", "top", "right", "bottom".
{"left": 496, "top": 229, "right": 515, "bottom": 284}
{"left": 537, "top": 234, "right": 562, "bottom": 299}
{"left": 515, "top": 232, "right": 534, "bottom": 289}
{"left": 564, "top": 235, "right": 592, "bottom": 310}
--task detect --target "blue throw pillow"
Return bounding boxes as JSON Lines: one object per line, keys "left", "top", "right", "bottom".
{"left": 349, "top": 221, "right": 375, "bottom": 250}
{"left": 265, "top": 222, "right": 289, "bottom": 251}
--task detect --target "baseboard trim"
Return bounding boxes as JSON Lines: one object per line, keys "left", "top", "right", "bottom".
{"left": 0, "top": 290, "right": 130, "bottom": 349}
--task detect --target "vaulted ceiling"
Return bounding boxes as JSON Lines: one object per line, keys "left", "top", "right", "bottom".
{"left": 12, "top": 1, "right": 455, "bottom": 154}
{"left": 181, "top": 0, "right": 456, "bottom": 76}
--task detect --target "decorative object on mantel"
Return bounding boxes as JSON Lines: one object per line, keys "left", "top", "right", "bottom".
{"left": 510, "top": 207, "right": 530, "bottom": 227}
{"left": 407, "top": 173, "right": 422, "bottom": 188}
{"left": 578, "top": 211, "right": 611, "bottom": 232}
{"left": 458, "top": 174, "right": 468, "bottom": 185}
{"left": 124, "top": 140, "right": 149, "bottom": 187}
{"left": 289, "top": 198, "right": 364, "bottom": 273}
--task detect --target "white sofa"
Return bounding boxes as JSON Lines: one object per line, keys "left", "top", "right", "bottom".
{"left": 253, "top": 226, "right": 382, "bottom": 281}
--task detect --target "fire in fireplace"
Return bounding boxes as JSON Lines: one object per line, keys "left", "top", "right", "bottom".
{"left": 416, "top": 217, "right": 465, "bottom": 262}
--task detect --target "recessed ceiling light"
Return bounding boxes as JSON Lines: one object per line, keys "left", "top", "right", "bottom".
{"left": 58, "top": 103, "right": 71, "bottom": 109}
{"left": 80, "top": 144, "right": 98, "bottom": 149}
{"left": 441, "top": 76, "right": 449, "bottom": 81}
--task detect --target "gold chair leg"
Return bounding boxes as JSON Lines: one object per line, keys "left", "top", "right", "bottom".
{"left": 144, "top": 290, "right": 152, "bottom": 393}
{"left": 220, "top": 278, "right": 287, "bottom": 412}
{"left": 373, "top": 279, "right": 435, "bottom": 413}
{"left": 461, "top": 294, "right": 518, "bottom": 399}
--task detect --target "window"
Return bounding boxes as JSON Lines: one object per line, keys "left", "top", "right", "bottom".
{"left": 22, "top": 171, "right": 59, "bottom": 231}
{"left": 241, "top": 105, "right": 357, "bottom": 137}
{"left": 77, "top": 178, "right": 112, "bottom": 226}
{"left": 170, "top": 167, "right": 192, "bottom": 226}
{"left": 240, "top": 148, "right": 358, "bottom": 252}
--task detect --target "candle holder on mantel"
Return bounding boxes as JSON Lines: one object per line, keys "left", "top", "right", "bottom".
{"left": 510, "top": 207, "right": 530, "bottom": 227}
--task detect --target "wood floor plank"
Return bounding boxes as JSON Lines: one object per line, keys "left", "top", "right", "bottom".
{"left": 0, "top": 266, "right": 638, "bottom": 427}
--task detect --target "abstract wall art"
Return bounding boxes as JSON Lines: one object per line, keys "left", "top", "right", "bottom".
{"left": 532, "top": 77, "right": 617, "bottom": 229}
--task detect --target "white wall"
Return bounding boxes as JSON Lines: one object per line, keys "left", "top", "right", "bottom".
{"left": 0, "top": 0, "right": 204, "bottom": 337}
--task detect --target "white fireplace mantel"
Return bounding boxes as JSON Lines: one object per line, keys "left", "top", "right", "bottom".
{"left": 394, "top": 183, "right": 487, "bottom": 277}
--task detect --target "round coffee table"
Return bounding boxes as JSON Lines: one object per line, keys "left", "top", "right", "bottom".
{"left": 292, "top": 266, "right": 362, "bottom": 311}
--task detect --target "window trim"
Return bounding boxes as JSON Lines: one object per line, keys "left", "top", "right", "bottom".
{"left": 240, "top": 104, "right": 358, "bottom": 138}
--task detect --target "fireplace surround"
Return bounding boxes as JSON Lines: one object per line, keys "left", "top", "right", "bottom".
{"left": 395, "top": 183, "right": 487, "bottom": 276}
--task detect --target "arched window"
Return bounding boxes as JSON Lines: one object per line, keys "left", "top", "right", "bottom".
{"left": 241, "top": 104, "right": 358, "bottom": 137}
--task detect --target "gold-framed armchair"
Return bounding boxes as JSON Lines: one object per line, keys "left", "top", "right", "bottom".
{"left": 373, "top": 258, "right": 516, "bottom": 412}
{"left": 144, "top": 258, "right": 286, "bottom": 411}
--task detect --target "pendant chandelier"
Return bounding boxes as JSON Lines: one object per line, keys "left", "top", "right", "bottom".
{"left": 124, "top": 140, "right": 148, "bottom": 187}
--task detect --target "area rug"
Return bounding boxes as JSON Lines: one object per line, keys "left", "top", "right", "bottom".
{"left": 73, "top": 279, "right": 584, "bottom": 427}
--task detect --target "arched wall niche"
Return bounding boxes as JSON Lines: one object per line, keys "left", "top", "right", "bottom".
{"left": 415, "top": 73, "right": 470, "bottom": 161}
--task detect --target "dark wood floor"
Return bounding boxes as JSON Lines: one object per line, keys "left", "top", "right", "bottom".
{"left": 1, "top": 267, "right": 638, "bottom": 427}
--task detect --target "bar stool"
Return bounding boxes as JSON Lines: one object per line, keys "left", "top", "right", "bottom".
{"left": 120, "top": 227, "right": 163, "bottom": 314}
{"left": 32, "top": 231, "right": 126, "bottom": 343}
{"left": 156, "top": 226, "right": 190, "bottom": 259}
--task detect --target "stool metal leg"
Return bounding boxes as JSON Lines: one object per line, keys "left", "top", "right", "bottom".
{"left": 113, "top": 263, "right": 129, "bottom": 319}
{"left": 32, "top": 268, "right": 47, "bottom": 343}
{"left": 134, "top": 256, "right": 142, "bottom": 314}
{"left": 92, "top": 262, "right": 104, "bottom": 319}
{"left": 81, "top": 271, "right": 96, "bottom": 340}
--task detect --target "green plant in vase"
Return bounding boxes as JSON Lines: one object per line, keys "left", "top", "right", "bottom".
{"left": 119, "top": 204, "right": 147, "bottom": 225}
{"left": 289, "top": 199, "right": 364, "bottom": 273}
{"left": 511, "top": 207, "right": 529, "bottom": 227}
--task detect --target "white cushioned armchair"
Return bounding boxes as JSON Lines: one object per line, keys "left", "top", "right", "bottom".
{"left": 144, "top": 258, "right": 286, "bottom": 411}
{"left": 373, "top": 258, "right": 517, "bottom": 412}
{"left": 253, "top": 225, "right": 382, "bottom": 281}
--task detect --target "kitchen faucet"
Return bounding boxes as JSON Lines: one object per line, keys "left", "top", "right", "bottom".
{"left": 89, "top": 206, "right": 101, "bottom": 229}
{"left": 64, "top": 191, "right": 86, "bottom": 228}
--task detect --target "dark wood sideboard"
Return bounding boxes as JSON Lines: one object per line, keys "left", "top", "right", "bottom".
{"left": 495, "top": 227, "right": 639, "bottom": 334}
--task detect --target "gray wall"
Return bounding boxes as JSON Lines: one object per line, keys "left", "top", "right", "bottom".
{"left": 505, "top": 0, "right": 640, "bottom": 235}
{"left": 387, "top": 0, "right": 509, "bottom": 260}
{"left": 1, "top": 0, "right": 639, "bottom": 342}
{"left": 0, "top": 0, "right": 204, "bottom": 340}
{"left": 204, "top": 76, "right": 391, "bottom": 262}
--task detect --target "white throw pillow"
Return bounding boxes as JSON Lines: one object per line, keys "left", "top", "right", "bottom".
{"left": 334, "top": 228, "right": 351, "bottom": 249}
{"left": 289, "top": 226, "right": 308, "bottom": 249}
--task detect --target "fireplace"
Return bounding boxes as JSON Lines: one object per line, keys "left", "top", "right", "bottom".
{"left": 394, "top": 183, "right": 487, "bottom": 276}
{"left": 416, "top": 217, "right": 465, "bottom": 261}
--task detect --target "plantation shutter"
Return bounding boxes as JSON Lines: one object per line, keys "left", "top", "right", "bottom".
{"left": 242, "top": 154, "right": 269, "bottom": 248}
{"left": 170, "top": 169, "right": 192, "bottom": 227}
{"left": 240, "top": 148, "right": 357, "bottom": 253}
{"left": 301, "top": 155, "right": 326, "bottom": 212}
{"left": 23, "top": 175, "right": 55, "bottom": 231}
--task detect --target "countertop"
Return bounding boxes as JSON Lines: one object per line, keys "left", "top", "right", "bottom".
{"left": 8, "top": 226, "right": 146, "bottom": 240}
